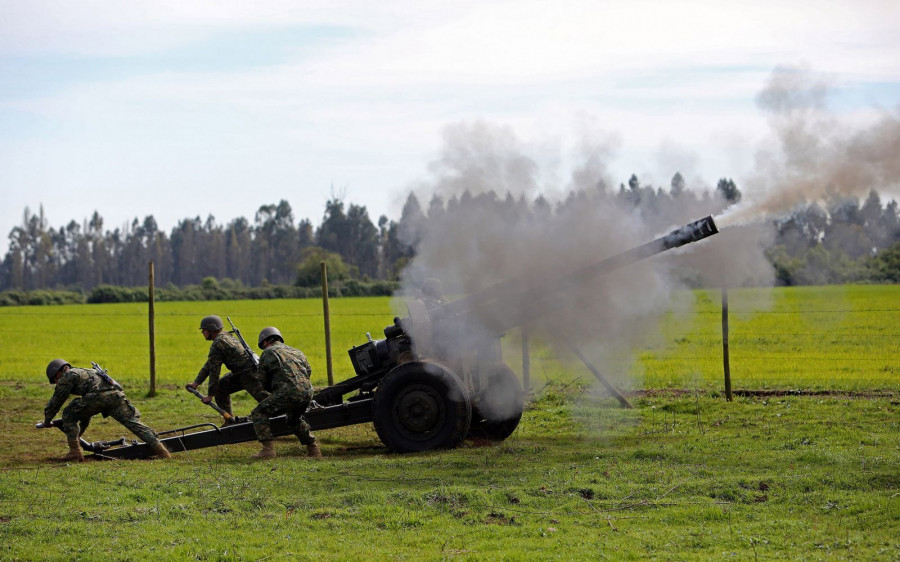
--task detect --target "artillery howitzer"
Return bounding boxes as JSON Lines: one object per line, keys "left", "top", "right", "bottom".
{"left": 311, "top": 215, "right": 720, "bottom": 452}
{"left": 51, "top": 216, "right": 718, "bottom": 459}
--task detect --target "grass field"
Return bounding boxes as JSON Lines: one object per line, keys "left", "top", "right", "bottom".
{"left": 0, "top": 296, "right": 401, "bottom": 390}
{"left": 642, "top": 285, "right": 900, "bottom": 391}
{"left": 0, "top": 285, "right": 897, "bottom": 559}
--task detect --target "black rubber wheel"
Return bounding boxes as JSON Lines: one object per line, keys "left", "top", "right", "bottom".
{"left": 467, "top": 362, "right": 524, "bottom": 441}
{"left": 372, "top": 362, "right": 471, "bottom": 453}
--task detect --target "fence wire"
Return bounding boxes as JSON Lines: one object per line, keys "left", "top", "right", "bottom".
{"left": 1, "top": 300, "right": 898, "bottom": 392}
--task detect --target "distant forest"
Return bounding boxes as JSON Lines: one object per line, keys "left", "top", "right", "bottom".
{"left": 2, "top": 173, "right": 899, "bottom": 304}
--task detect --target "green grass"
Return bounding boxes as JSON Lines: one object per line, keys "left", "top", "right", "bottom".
{"left": 1, "top": 392, "right": 897, "bottom": 560}
{"left": 497, "top": 284, "right": 899, "bottom": 393}
{"left": 1, "top": 285, "right": 896, "bottom": 393}
{"left": 0, "top": 296, "right": 402, "bottom": 390}
{"left": 0, "top": 286, "right": 898, "bottom": 559}
{"left": 640, "top": 285, "right": 900, "bottom": 391}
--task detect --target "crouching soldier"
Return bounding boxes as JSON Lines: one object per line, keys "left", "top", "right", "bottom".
{"left": 250, "top": 327, "right": 322, "bottom": 459}
{"left": 187, "top": 315, "right": 268, "bottom": 419}
{"left": 41, "top": 359, "right": 171, "bottom": 461}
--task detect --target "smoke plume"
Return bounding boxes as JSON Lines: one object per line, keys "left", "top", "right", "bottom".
{"left": 718, "top": 65, "right": 900, "bottom": 228}
{"left": 395, "top": 65, "right": 896, "bottom": 410}
{"left": 397, "top": 120, "right": 761, "bottom": 405}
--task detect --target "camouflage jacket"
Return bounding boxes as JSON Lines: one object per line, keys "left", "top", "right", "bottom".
{"left": 44, "top": 366, "right": 120, "bottom": 424}
{"left": 420, "top": 295, "right": 447, "bottom": 311}
{"left": 194, "top": 332, "right": 257, "bottom": 395}
{"left": 259, "top": 342, "right": 311, "bottom": 394}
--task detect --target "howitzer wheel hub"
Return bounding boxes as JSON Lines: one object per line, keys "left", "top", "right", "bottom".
{"left": 393, "top": 384, "right": 445, "bottom": 437}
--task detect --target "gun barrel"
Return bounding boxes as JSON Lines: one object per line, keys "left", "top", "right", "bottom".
{"left": 661, "top": 215, "right": 718, "bottom": 250}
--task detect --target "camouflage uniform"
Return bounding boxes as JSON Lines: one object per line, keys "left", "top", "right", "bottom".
{"left": 250, "top": 341, "right": 315, "bottom": 445}
{"left": 194, "top": 332, "right": 269, "bottom": 414}
{"left": 43, "top": 367, "right": 162, "bottom": 446}
{"left": 419, "top": 278, "right": 447, "bottom": 311}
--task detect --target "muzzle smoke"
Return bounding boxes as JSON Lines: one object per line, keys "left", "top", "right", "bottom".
{"left": 395, "top": 64, "right": 896, "bottom": 408}
{"left": 397, "top": 120, "right": 765, "bottom": 402}
{"left": 717, "top": 65, "right": 900, "bottom": 228}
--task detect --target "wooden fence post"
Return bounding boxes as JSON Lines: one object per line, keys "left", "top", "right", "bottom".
{"left": 321, "top": 261, "right": 334, "bottom": 386}
{"left": 521, "top": 325, "right": 531, "bottom": 398}
{"left": 722, "top": 284, "right": 733, "bottom": 402}
{"left": 148, "top": 261, "right": 157, "bottom": 397}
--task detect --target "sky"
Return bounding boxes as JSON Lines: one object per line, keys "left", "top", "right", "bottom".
{"left": 2, "top": 0, "right": 899, "bottom": 254}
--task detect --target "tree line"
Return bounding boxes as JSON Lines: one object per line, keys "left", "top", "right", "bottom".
{"left": 1, "top": 198, "right": 409, "bottom": 293}
{"left": 767, "top": 190, "right": 900, "bottom": 284}
{"left": 2, "top": 174, "right": 899, "bottom": 302}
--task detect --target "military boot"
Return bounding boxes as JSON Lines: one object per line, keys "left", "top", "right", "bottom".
{"left": 61, "top": 438, "right": 84, "bottom": 462}
{"left": 151, "top": 442, "right": 172, "bottom": 459}
{"left": 307, "top": 441, "right": 323, "bottom": 459}
{"left": 251, "top": 440, "right": 276, "bottom": 459}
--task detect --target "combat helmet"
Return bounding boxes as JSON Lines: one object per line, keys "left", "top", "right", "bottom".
{"left": 199, "top": 315, "right": 224, "bottom": 331}
{"left": 258, "top": 326, "right": 284, "bottom": 349}
{"left": 46, "top": 359, "right": 70, "bottom": 384}
{"left": 421, "top": 277, "right": 444, "bottom": 299}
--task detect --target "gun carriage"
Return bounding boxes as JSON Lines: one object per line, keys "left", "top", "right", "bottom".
{"left": 46, "top": 216, "right": 718, "bottom": 459}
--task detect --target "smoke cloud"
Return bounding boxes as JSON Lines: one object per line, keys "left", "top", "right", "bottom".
{"left": 396, "top": 65, "right": 895, "bottom": 407}
{"left": 397, "top": 120, "right": 759, "bottom": 405}
{"left": 718, "top": 65, "right": 900, "bottom": 228}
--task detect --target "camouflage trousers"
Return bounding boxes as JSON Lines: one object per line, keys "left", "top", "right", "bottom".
{"left": 250, "top": 384, "right": 314, "bottom": 445}
{"left": 215, "top": 370, "right": 269, "bottom": 415}
{"left": 61, "top": 390, "right": 161, "bottom": 445}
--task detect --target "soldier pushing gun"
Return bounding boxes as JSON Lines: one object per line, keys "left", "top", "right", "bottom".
{"left": 186, "top": 315, "right": 269, "bottom": 421}
{"left": 39, "top": 359, "right": 170, "bottom": 461}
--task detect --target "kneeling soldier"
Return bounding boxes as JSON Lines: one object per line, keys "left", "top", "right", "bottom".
{"left": 41, "top": 359, "right": 171, "bottom": 461}
{"left": 250, "top": 327, "right": 322, "bottom": 459}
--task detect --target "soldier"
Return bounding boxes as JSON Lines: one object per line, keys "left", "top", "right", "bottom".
{"left": 419, "top": 277, "right": 447, "bottom": 310}
{"left": 40, "top": 359, "right": 171, "bottom": 461}
{"left": 187, "top": 315, "right": 268, "bottom": 419}
{"left": 249, "top": 326, "right": 322, "bottom": 459}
